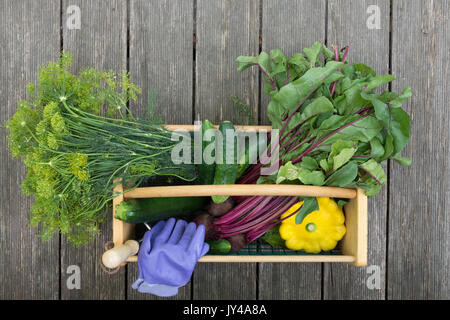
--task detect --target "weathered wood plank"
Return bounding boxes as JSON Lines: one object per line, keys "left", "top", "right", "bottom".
{"left": 127, "top": 0, "right": 194, "bottom": 300}
{"left": 129, "top": 0, "right": 194, "bottom": 123}
{"left": 388, "top": 0, "right": 449, "bottom": 299}
{"left": 193, "top": 0, "right": 260, "bottom": 300}
{"left": 60, "top": 0, "right": 127, "bottom": 299}
{"left": 257, "top": 0, "right": 326, "bottom": 300}
{"left": 195, "top": 0, "right": 259, "bottom": 124}
{"left": 0, "top": 0, "right": 60, "bottom": 300}
{"left": 194, "top": 263, "right": 257, "bottom": 300}
{"left": 323, "top": 0, "right": 390, "bottom": 300}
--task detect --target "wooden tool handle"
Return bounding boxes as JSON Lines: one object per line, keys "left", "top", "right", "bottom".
{"left": 102, "top": 240, "right": 139, "bottom": 269}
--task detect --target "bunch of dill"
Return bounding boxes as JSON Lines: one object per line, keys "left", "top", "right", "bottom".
{"left": 6, "top": 52, "right": 195, "bottom": 246}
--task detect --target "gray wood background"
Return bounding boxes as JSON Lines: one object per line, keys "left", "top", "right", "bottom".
{"left": 0, "top": 0, "right": 448, "bottom": 300}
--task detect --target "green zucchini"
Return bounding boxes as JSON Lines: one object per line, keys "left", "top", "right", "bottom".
{"left": 207, "top": 239, "right": 231, "bottom": 254}
{"left": 212, "top": 121, "right": 238, "bottom": 203}
{"left": 197, "top": 120, "right": 216, "bottom": 185}
{"left": 115, "top": 197, "right": 207, "bottom": 223}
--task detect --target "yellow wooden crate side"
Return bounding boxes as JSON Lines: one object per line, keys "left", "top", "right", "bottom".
{"left": 342, "top": 188, "right": 368, "bottom": 266}
{"left": 112, "top": 182, "right": 134, "bottom": 247}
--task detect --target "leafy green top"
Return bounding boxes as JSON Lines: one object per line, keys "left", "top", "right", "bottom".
{"left": 236, "top": 42, "right": 412, "bottom": 198}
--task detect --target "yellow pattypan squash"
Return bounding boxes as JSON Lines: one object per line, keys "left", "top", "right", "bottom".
{"left": 279, "top": 197, "right": 346, "bottom": 253}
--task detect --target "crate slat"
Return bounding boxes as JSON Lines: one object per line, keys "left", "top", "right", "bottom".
{"left": 112, "top": 182, "right": 134, "bottom": 249}
{"left": 125, "top": 255, "right": 356, "bottom": 263}
{"left": 342, "top": 188, "right": 368, "bottom": 266}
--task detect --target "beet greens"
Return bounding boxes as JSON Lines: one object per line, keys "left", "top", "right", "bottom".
{"left": 212, "top": 42, "right": 412, "bottom": 244}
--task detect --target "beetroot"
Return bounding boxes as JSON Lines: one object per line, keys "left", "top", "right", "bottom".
{"left": 193, "top": 212, "right": 216, "bottom": 240}
{"left": 226, "top": 234, "right": 247, "bottom": 253}
{"left": 206, "top": 198, "right": 235, "bottom": 217}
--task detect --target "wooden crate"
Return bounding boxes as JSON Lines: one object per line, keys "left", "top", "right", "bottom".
{"left": 111, "top": 125, "right": 368, "bottom": 266}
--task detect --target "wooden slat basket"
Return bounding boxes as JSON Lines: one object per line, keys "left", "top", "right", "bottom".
{"left": 111, "top": 125, "right": 368, "bottom": 267}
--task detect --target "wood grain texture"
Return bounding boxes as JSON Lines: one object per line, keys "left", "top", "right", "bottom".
{"left": 60, "top": 0, "right": 127, "bottom": 300}
{"left": 0, "top": 0, "right": 60, "bottom": 300}
{"left": 193, "top": 0, "right": 260, "bottom": 300}
{"left": 258, "top": 0, "right": 326, "bottom": 300}
{"left": 193, "top": 263, "right": 256, "bottom": 299}
{"left": 127, "top": 0, "right": 194, "bottom": 300}
{"left": 1, "top": 0, "right": 449, "bottom": 301}
{"left": 258, "top": 263, "right": 321, "bottom": 300}
{"left": 323, "top": 0, "right": 389, "bottom": 300}
{"left": 195, "top": 0, "right": 259, "bottom": 124}
{"left": 388, "top": 0, "right": 449, "bottom": 299}
{"left": 341, "top": 189, "right": 368, "bottom": 267}
{"left": 129, "top": 0, "right": 194, "bottom": 123}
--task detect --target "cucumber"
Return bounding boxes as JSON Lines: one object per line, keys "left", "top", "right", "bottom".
{"left": 212, "top": 121, "right": 238, "bottom": 203}
{"left": 197, "top": 120, "right": 216, "bottom": 185}
{"left": 237, "top": 131, "right": 268, "bottom": 179}
{"left": 207, "top": 239, "right": 231, "bottom": 254}
{"left": 115, "top": 197, "right": 207, "bottom": 224}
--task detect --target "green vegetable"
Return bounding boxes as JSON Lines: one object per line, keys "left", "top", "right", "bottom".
{"left": 115, "top": 197, "right": 207, "bottom": 224}
{"left": 261, "top": 225, "right": 286, "bottom": 248}
{"left": 212, "top": 121, "right": 238, "bottom": 203}
{"left": 6, "top": 52, "right": 196, "bottom": 246}
{"left": 237, "top": 130, "right": 267, "bottom": 179}
{"left": 207, "top": 239, "right": 232, "bottom": 254}
{"left": 235, "top": 42, "right": 412, "bottom": 223}
{"left": 295, "top": 197, "right": 319, "bottom": 224}
{"left": 197, "top": 120, "right": 216, "bottom": 184}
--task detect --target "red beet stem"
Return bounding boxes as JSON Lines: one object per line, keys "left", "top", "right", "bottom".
{"left": 228, "top": 196, "right": 284, "bottom": 228}
{"left": 220, "top": 196, "right": 297, "bottom": 237}
{"left": 213, "top": 196, "right": 264, "bottom": 225}
{"left": 218, "top": 196, "right": 286, "bottom": 233}
{"left": 246, "top": 197, "right": 301, "bottom": 242}
{"left": 219, "top": 196, "right": 280, "bottom": 231}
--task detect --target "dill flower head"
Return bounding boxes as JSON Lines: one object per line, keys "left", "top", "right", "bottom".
{"left": 47, "top": 133, "right": 59, "bottom": 150}
{"left": 43, "top": 101, "right": 59, "bottom": 119}
{"left": 50, "top": 112, "right": 66, "bottom": 134}
{"left": 68, "top": 153, "right": 90, "bottom": 181}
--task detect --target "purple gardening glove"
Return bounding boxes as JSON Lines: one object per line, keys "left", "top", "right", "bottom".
{"left": 132, "top": 218, "right": 209, "bottom": 297}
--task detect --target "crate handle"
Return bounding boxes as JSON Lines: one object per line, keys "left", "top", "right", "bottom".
{"left": 123, "top": 184, "right": 357, "bottom": 199}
